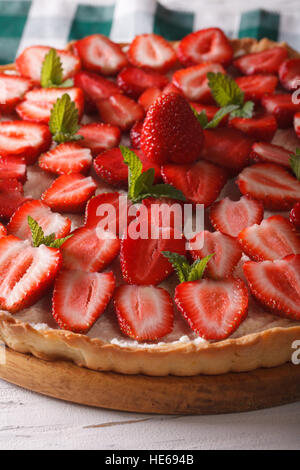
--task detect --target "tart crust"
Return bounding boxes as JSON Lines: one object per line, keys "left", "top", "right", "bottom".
{"left": 0, "top": 38, "right": 300, "bottom": 376}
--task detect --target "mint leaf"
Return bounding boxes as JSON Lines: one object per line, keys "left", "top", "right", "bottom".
{"left": 120, "top": 146, "right": 186, "bottom": 203}
{"left": 49, "top": 93, "right": 83, "bottom": 143}
{"left": 162, "top": 252, "right": 214, "bottom": 284}
{"left": 207, "top": 72, "right": 244, "bottom": 108}
{"left": 290, "top": 148, "right": 300, "bottom": 180}
{"left": 191, "top": 107, "right": 208, "bottom": 128}
{"left": 230, "top": 100, "right": 254, "bottom": 119}
{"left": 27, "top": 216, "right": 73, "bottom": 248}
{"left": 205, "top": 104, "right": 239, "bottom": 129}
{"left": 41, "top": 48, "right": 74, "bottom": 89}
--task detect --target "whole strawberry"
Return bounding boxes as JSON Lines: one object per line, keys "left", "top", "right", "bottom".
{"left": 141, "top": 92, "right": 204, "bottom": 165}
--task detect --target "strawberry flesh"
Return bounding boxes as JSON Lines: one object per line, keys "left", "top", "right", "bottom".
{"left": 250, "top": 142, "right": 292, "bottom": 168}
{"left": 235, "top": 74, "right": 278, "bottom": 102}
{"left": 0, "top": 155, "right": 26, "bottom": 183}
{"left": 138, "top": 87, "right": 162, "bottom": 112}
{"left": 77, "top": 123, "right": 121, "bottom": 157}
{"left": 233, "top": 47, "right": 288, "bottom": 75}
{"left": 117, "top": 67, "right": 168, "bottom": 99}
{"left": 279, "top": 58, "right": 300, "bottom": 91}
{"left": 97, "top": 93, "right": 145, "bottom": 131}
{"left": 0, "top": 74, "right": 33, "bottom": 112}
{"left": 128, "top": 33, "right": 177, "bottom": 73}
{"left": 262, "top": 93, "right": 300, "bottom": 128}
{"left": 74, "top": 70, "right": 120, "bottom": 110}
{"left": 0, "top": 179, "right": 29, "bottom": 220}
{"left": 228, "top": 113, "right": 277, "bottom": 142}
{"left": 39, "top": 142, "right": 92, "bottom": 175}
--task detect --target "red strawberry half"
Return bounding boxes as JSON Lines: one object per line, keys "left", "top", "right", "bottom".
{"left": 74, "top": 70, "right": 120, "bottom": 110}
{"left": 243, "top": 254, "right": 300, "bottom": 320}
{"left": 0, "top": 235, "right": 62, "bottom": 313}
{"left": 114, "top": 284, "right": 174, "bottom": 341}
{"left": 141, "top": 93, "right": 204, "bottom": 165}
{"left": 0, "top": 121, "right": 51, "bottom": 165}
{"left": 262, "top": 93, "right": 300, "bottom": 128}
{"left": 237, "top": 163, "right": 300, "bottom": 211}
{"left": 94, "top": 147, "right": 161, "bottom": 187}
{"left": 16, "top": 46, "right": 81, "bottom": 83}
{"left": 177, "top": 28, "right": 233, "bottom": 67}
{"left": 73, "top": 34, "right": 128, "bottom": 75}
{"left": 117, "top": 67, "right": 168, "bottom": 99}
{"left": 294, "top": 112, "right": 300, "bottom": 139}
{"left": 228, "top": 113, "right": 277, "bottom": 142}
{"left": 128, "top": 34, "right": 177, "bottom": 73}
{"left": 202, "top": 128, "right": 253, "bottom": 173}
{"left": 77, "top": 123, "right": 121, "bottom": 157}
{"left": 53, "top": 270, "right": 115, "bottom": 333}
{"left": 235, "top": 74, "right": 278, "bottom": 102}
{"left": 39, "top": 142, "right": 92, "bottom": 175}
{"left": 175, "top": 277, "right": 248, "bottom": 340}
{"left": 97, "top": 94, "right": 144, "bottom": 131}
{"left": 7, "top": 199, "right": 71, "bottom": 241}
{"left": 233, "top": 46, "right": 288, "bottom": 75}
{"left": 172, "top": 63, "right": 225, "bottom": 102}
{"left": 16, "top": 87, "right": 84, "bottom": 124}
{"left": 41, "top": 174, "right": 97, "bottom": 213}
{"left": 0, "top": 179, "right": 29, "bottom": 220}
{"left": 189, "top": 230, "right": 242, "bottom": 280}
{"left": 138, "top": 87, "right": 162, "bottom": 112}
{"left": 0, "top": 74, "right": 33, "bottom": 112}
{"left": 162, "top": 160, "right": 227, "bottom": 207}
{"left": 210, "top": 196, "right": 264, "bottom": 238}
{"left": 279, "top": 58, "right": 300, "bottom": 91}
{"left": 238, "top": 215, "right": 300, "bottom": 261}
{"left": 0, "top": 155, "right": 26, "bottom": 183}
{"left": 120, "top": 225, "right": 186, "bottom": 285}
{"left": 250, "top": 142, "right": 292, "bottom": 168}
{"left": 61, "top": 226, "right": 120, "bottom": 272}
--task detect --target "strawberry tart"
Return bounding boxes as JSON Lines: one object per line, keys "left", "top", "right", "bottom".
{"left": 0, "top": 31, "right": 299, "bottom": 376}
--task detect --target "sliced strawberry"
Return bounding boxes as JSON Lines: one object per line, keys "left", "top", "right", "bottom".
{"left": 290, "top": 202, "right": 300, "bottom": 230}
{"left": 141, "top": 93, "right": 204, "bottom": 164}
{"left": 237, "top": 163, "right": 300, "bottom": 211}
{"left": 97, "top": 93, "right": 144, "bottom": 130}
{"left": 238, "top": 215, "right": 300, "bottom": 262}
{"left": 128, "top": 34, "right": 177, "bottom": 73}
{"left": 16, "top": 46, "right": 81, "bottom": 84}
{"left": 74, "top": 70, "right": 120, "bottom": 110}
{"left": 41, "top": 174, "right": 97, "bottom": 213}
{"left": 229, "top": 113, "right": 277, "bottom": 142}
{"left": 0, "top": 235, "right": 62, "bottom": 313}
{"left": 39, "top": 142, "right": 92, "bottom": 175}
{"left": 94, "top": 147, "right": 161, "bottom": 187}
{"left": 262, "top": 93, "right": 300, "bottom": 128}
{"left": 234, "top": 47, "right": 288, "bottom": 75}
{"left": 279, "top": 58, "right": 300, "bottom": 91}
{"left": 61, "top": 226, "right": 120, "bottom": 272}
{"left": 16, "top": 87, "right": 84, "bottom": 124}
{"left": 210, "top": 196, "right": 264, "bottom": 238}
{"left": 138, "top": 87, "right": 162, "bottom": 111}
{"left": 172, "top": 63, "right": 225, "bottom": 102}
{"left": 161, "top": 160, "right": 227, "bottom": 207}
{"left": 235, "top": 74, "right": 278, "bottom": 102}
{"left": 85, "top": 192, "right": 134, "bottom": 237}
{"left": 141, "top": 197, "right": 184, "bottom": 231}
{"left": 0, "top": 179, "right": 29, "bottom": 220}
{"left": 175, "top": 277, "right": 248, "bottom": 340}
{"left": 0, "top": 155, "right": 26, "bottom": 183}
{"left": 243, "top": 254, "right": 300, "bottom": 320}
{"left": 190, "top": 102, "right": 224, "bottom": 123}
{"left": 120, "top": 225, "right": 186, "bottom": 285}
{"left": 73, "top": 34, "right": 127, "bottom": 76}
{"left": 53, "top": 270, "right": 115, "bottom": 333}
{"left": 294, "top": 112, "right": 300, "bottom": 139}
{"left": 117, "top": 67, "right": 168, "bottom": 99}
{"left": 77, "top": 123, "right": 121, "bottom": 157}
{"left": 202, "top": 128, "right": 253, "bottom": 173}
{"left": 114, "top": 285, "right": 174, "bottom": 341}
{"left": 0, "top": 121, "right": 51, "bottom": 165}
{"left": 130, "top": 121, "right": 143, "bottom": 148}
{"left": 189, "top": 231, "right": 242, "bottom": 280}
{"left": 177, "top": 28, "right": 233, "bottom": 67}
{"left": 7, "top": 199, "right": 71, "bottom": 241}
{"left": 0, "top": 74, "right": 33, "bottom": 112}
{"left": 0, "top": 223, "right": 6, "bottom": 238}
{"left": 250, "top": 142, "right": 291, "bottom": 168}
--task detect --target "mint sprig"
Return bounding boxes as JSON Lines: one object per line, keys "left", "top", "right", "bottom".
{"left": 28, "top": 216, "right": 73, "bottom": 248}
{"left": 49, "top": 93, "right": 83, "bottom": 143}
{"left": 162, "top": 252, "right": 214, "bottom": 283}
{"left": 290, "top": 148, "right": 300, "bottom": 180}
{"left": 120, "top": 146, "right": 186, "bottom": 203}
{"left": 41, "top": 48, "right": 74, "bottom": 89}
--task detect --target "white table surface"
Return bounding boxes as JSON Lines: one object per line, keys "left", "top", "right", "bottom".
{"left": 0, "top": 378, "right": 299, "bottom": 450}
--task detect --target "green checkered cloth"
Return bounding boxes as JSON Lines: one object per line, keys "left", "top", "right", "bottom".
{"left": 0, "top": 0, "right": 299, "bottom": 65}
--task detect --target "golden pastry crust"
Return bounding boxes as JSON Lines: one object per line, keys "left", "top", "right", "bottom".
{"left": 0, "top": 37, "right": 300, "bottom": 377}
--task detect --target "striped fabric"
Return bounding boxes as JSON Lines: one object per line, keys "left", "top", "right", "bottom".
{"left": 0, "top": 0, "right": 299, "bottom": 65}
